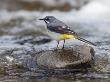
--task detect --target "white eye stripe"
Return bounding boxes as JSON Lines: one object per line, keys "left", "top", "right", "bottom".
{"left": 46, "top": 21, "right": 50, "bottom": 23}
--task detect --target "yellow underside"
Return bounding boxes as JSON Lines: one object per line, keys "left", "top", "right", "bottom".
{"left": 59, "top": 34, "right": 77, "bottom": 40}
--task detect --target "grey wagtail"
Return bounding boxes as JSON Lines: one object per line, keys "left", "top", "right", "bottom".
{"left": 39, "top": 16, "right": 96, "bottom": 48}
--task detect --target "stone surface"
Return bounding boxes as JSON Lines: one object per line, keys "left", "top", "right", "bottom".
{"left": 36, "top": 45, "right": 95, "bottom": 69}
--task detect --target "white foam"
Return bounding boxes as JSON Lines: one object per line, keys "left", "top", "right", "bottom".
{"left": 77, "top": 0, "right": 110, "bottom": 21}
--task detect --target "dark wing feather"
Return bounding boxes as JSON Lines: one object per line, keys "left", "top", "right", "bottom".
{"left": 47, "top": 25, "right": 78, "bottom": 35}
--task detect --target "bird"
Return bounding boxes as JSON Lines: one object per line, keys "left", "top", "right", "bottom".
{"left": 39, "top": 16, "right": 96, "bottom": 49}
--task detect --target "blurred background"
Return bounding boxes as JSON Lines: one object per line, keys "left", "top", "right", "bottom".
{"left": 0, "top": 0, "right": 89, "bottom": 11}
{"left": 0, "top": 0, "right": 110, "bottom": 35}
{"left": 0, "top": 0, "right": 109, "bottom": 82}
{"left": 0, "top": 0, "right": 90, "bottom": 35}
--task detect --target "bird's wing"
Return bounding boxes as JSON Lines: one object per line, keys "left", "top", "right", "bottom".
{"left": 47, "top": 24, "right": 96, "bottom": 46}
{"left": 48, "top": 25, "right": 78, "bottom": 35}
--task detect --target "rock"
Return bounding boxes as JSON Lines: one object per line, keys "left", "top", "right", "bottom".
{"left": 36, "top": 45, "right": 95, "bottom": 69}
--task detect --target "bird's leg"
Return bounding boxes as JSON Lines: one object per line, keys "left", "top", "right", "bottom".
{"left": 56, "top": 41, "right": 59, "bottom": 49}
{"left": 62, "top": 40, "right": 65, "bottom": 49}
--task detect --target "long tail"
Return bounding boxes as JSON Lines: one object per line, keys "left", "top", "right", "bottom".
{"left": 77, "top": 37, "right": 96, "bottom": 46}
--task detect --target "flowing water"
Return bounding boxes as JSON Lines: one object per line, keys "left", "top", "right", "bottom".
{"left": 0, "top": 0, "right": 109, "bottom": 82}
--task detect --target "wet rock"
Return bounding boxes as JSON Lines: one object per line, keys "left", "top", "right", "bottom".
{"left": 36, "top": 45, "right": 95, "bottom": 69}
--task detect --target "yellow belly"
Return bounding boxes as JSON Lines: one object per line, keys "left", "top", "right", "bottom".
{"left": 46, "top": 30, "right": 77, "bottom": 40}
{"left": 59, "top": 34, "right": 76, "bottom": 40}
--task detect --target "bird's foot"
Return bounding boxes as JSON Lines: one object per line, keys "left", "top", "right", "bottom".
{"left": 62, "top": 44, "right": 65, "bottom": 49}
{"left": 54, "top": 48, "right": 58, "bottom": 51}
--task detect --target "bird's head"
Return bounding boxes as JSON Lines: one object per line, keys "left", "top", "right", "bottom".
{"left": 39, "top": 16, "right": 56, "bottom": 23}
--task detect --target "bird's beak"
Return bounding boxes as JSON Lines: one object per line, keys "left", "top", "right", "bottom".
{"left": 39, "top": 19, "right": 44, "bottom": 20}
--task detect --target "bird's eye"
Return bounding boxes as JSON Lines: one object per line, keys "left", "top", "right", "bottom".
{"left": 45, "top": 18, "right": 49, "bottom": 20}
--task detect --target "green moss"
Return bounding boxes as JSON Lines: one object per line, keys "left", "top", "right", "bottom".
{"left": 0, "top": 67, "right": 7, "bottom": 75}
